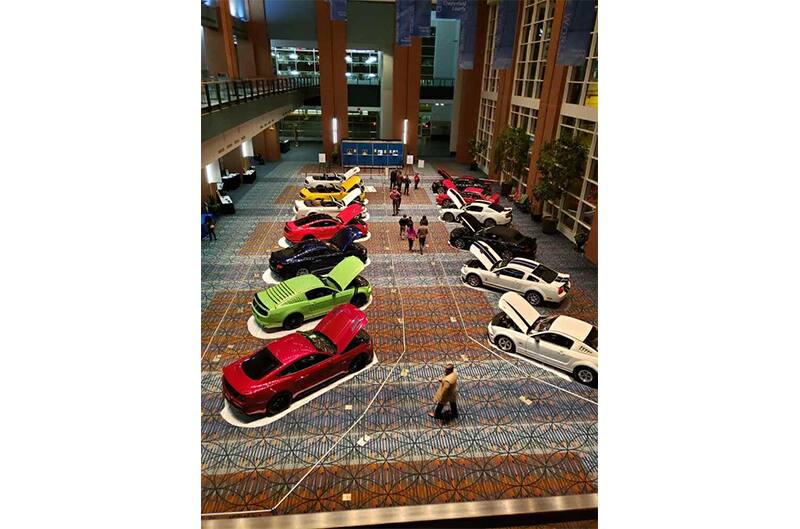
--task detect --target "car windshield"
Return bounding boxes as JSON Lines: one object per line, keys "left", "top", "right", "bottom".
{"left": 295, "top": 215, "right": 326, "bottom": 226}
{"left": 241, "top": 347, "right": 281, "bottom": 380}
{"left": 322, "top": 276, "right": 341, "bottom": 291}
{"left": 493, "top": 258, "right": 512, "bottom": 270}
{"left": 301, "top": 331, "right": 336, "bottom": 354}
{"left": 488, "top": 203, "right": 504, "bottom": 212}
{"left": 531, "top": 315, "right": 559, "bottom": 333}
{"left": 585, "top": 327, "right": 598, "bottom": 350}
{"left": 533, "top": 264, "right": 558, "bottom": 283}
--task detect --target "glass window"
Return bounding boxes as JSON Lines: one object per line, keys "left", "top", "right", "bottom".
{"left": 538, "top": 333, "right": 574, "bottom": 349}
{"left": 498, "top": 268, "right": 525, "bottom": 279}
{"left": 306, "top": 287, "right": 334, "bottom": 300}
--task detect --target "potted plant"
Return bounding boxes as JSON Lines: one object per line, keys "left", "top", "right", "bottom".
{"left": 467, "top": 138, "right": 488, "bottom": 171}
{"left": 574, "top": 232, "right": 589, "bottom": 253}
{"left": 492, "top": 127, "right": 531, "bottom": 197}
{"left": 533, "top": 135, "right": 588, "bottom": 235}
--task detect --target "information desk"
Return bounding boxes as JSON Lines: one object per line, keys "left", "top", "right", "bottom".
{"left": 341, "top": 140, "right": 404, "bottom": 168}
{"left": 242, "top": 169, "right": 256, "bottom": 184}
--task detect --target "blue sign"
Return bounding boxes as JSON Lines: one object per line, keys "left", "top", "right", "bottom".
{"left": 457, "top": 0, "right": 477, "bottom": 69}
{"left": 411, "top": 0, "right": 432, "bottom": 37}
{"left": 396, "top": 0, "right": 414, "bottom": 46}
{"left": 556, "top": 0, "right": 596, "bottom": 66}
{"left": 492, "top": 0, "right": 519, "bottom": 70}
{"left": 436, "top": 0, "right": 468, "bottom": 19}
{"left": 330, "top": 0, "right": 347, "bottom": 21}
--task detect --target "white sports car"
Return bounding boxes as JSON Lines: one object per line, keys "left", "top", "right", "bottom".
{"left": 488, "top": 292, "right": 598, "bottom": 386}
{"left": 293, "top": 187, "right": 369, "bottom": 219}
{"left": 304, "top": 166, "right": 360, "bottom": 187}
{"left": 462, "top": 242, "right": 571, "bottom": 305}
{"left": 439, "top": 188, "right": 512, "bottom": 227}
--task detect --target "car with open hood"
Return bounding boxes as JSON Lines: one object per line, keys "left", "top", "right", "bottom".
{"left": 431, "top": 168, "right": 493, "bottom": 194}
{"left": 251, "top": 255, "right": 372, "bottom": 330}
{"left": 293, "top": 187, "right": 369, "bottom": 219}
{"left": 223, "top": 304, "right": 373, "bottom": 416}
{"left": 449, "top": 213, "right": 537, "bottom": 259}
{"left": 436, "top": 180, "right": 499, "bottom": 206}
{"left": 298, "top": 173, "right": 365, "bottom": 202}
{"left": 462, "top": 242, "right": 570, "bottom": 305}
{"left": 487, "top": 292, "right": 598, "bottom": 386}
{"left": 269, "top": 226, "right": 368, "bottom": 279}
{"left": 439, "top": 189, "right": 512, "bottom": 227}
{"left": 303, "top": 166, "right": 360, "bottom": 187}
{"left": 283, "top": 203, "right": 368, "bottom": 244}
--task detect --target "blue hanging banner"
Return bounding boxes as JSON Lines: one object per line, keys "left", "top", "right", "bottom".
{"left": 411, "top": 0, "right": 432, "bottom": 37}
{"left": 330, "top": 0, "right": 347, "bottom": 21}
{"left": 436, "top": 0, "right": 468, "bottom": 20}
{"left": 492, "top": 0, "right": 519, "bottom": 70}
{"left": 556, "top": 0, "right": 596, "bottom": 66}
{"left": 456, "top": 0, "right": 477, "bottom": 69}
{"left": 396, "top": 0, "right": 414, "bottom": 46}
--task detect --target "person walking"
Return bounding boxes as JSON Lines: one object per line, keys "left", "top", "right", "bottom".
{"left": 420, "top": 215, "right": 429, "bottom": 226}
{"left": 389, "top": 186, "right": 401, "bottom": 215}
{"left": 428, "top": 364, "right": 458, "bottom": 420}
{"left": 399, "top": 214, "right": 408, "bottom": 239}
{"left": 403, "top": 174, "right": 411, "bottom": 195}
{"left": 205, "top": 216, "right": 217, "bottom": 241}
{"left": 417, "top": 222, "right": 429, "bottom": 254}
{"left": 413, "top": 172, "right": 420, "bottom": 190}
{"left": 390, "top": 169, "right": 397, "bottom": 189}
{"left": 406, "top": 224, "right": 417, "bottom": 252}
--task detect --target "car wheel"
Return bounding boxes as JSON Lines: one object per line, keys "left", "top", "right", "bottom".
{"left": 453, "top": 238, "right": 467, "bottom": 249}
{"left": 283, "top": 313, "right": 304, "bottom": 330}
{"left": 484, "top": 218, "right": 496, "bottom": 228}
{"left": 266, "top": 392, "right": 292, "bottom": 416}
{"left": 574, "top": 366, "right": 597, "bottom": 387}
{"left": 525, "top": 290, "right": 544, "bottom": 306}
{"left": 495, "top": 335, "right": 516, "bottom": 353}
{"left": 351, "top": 293, "right": 368, "bottom": 307}
{"left": 296, "top": 267, "right": 310, "bottom": 276}
{"left": 466, "top": 274, "right": 482, "bottom": 287}
{"left": 348, "top": 353, "right": 369, "bottom": 373}
{"left": 302, "top": 235, "right": 314, "bottom": 241}
{"left": 443, "top": 212, "right": 456, "bottom": 222}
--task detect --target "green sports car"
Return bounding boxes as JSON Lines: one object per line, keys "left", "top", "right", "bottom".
{"left": 251, "top": 255, "right": 372, "bottom": 330}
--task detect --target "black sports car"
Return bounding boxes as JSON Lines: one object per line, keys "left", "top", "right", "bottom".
{"left": 431, "top": 168, "right": 493, "bottom": 194}
{"left": 448, "top": 213, "right": 537, "bottom": 260}
{"left": 269, "top": 226, "right": 368, "bottom": 279}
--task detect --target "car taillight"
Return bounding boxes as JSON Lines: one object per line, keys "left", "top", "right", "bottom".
{"left": 276, "top": 263, "right": 284, "bottom": 269}
{"left": 558, "top": 285, "right": 564, "bottom": 295}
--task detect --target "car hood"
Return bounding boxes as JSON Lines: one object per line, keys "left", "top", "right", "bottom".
{"left": 341, "top": 174, "right": 362, "bottom": 191}
{"left": 458, "top": 212, "right": 482, "bottom": 232}
{"left": 341, "top": 187, "right": 362, "bottom": 206}
{"left": 315, "top": 304, "right": 368, "bottom": 353}
{"left": 337, "top": 203, "right": 365, "bottom": 224}
{"left": 469, "top": 241, "right": 501, "bottom": 270}
{"left": 326, "top": 255, "right": 366, "bottom": 291}
{"left": 447, "top": 188, "right": 466, "bottom": 209}
{"left": 343, "top": 166, "right": 361, "bottom": 179}
{"left": 330, "top": 226, "right": 364, "bottom": 251}
{"left": 499, "top": 292, "right": 542, "bottom": 333}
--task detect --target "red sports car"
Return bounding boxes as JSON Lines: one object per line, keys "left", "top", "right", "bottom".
{"left": 432, "top": 168, "right": 493, "bottom": 194}
{"left": 436, "top": 181, "right": 499, "bottom": 206}
{"left": 222, "top": 304, "right": 373, "bottom": 416}
{"left": 283, "top": 203, "right": 368, "bottom": 244}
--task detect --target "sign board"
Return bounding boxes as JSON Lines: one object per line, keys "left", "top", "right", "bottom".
{"left": 318, "top": 153, "right": 326, "bottom": 163}
{"left": 417, "top": 159, "right": 425, "bottom": 169}
{"left": 406, "top": 155, "right": 414, "bottom": 165}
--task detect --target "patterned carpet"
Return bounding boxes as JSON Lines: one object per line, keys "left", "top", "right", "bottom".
{"left": 201, "top": 157, "right": 598, "bottom": 519}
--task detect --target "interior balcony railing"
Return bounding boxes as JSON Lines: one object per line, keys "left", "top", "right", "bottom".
{"left": 201, "top": 76, "right": 320, "bottom": 114}
{"left": 419, "top": 77, "right": 455, "bottom": 87}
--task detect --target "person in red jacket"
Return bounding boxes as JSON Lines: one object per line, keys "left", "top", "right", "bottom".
{"left": 413, "top": 172, "right": 420, "bottom": 190}
{"left": 389, "top": 186, "right": 402, "bottom": 215}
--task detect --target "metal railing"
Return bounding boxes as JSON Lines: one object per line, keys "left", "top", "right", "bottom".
{"left": 420, "top": 77, "right": 455, "bottom": 87}
{"left": 201, "top": 76, "right": 320, "bottom": 114}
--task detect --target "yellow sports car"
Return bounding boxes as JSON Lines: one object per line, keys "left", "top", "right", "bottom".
{"left": 298, "top": 174, "right": 366, "bottom": 202}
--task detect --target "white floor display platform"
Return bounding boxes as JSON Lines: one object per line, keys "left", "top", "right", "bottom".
{"left": 261, "top": 258, "right": 372, "bottom": 285}
{"left": 246, "top": 295, "right": 374, "bottom": 339}
{"left": 278, "top": 232, "right": 371, "bottom": 248}
{"left": 365, "top": 186, "right": 377, "bottom": 193}
{"left": 220, "top": 354, "right": 380, "bottom": 428}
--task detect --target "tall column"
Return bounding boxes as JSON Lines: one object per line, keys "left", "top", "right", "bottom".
{"left": 263, "top": 126, "right": 281, "bottom": 162}
{"left": 454, "top": 1, "right": 489, "bottom": 164}
{"left": 527, "top": 0, "right": 569, "bottom": 205}
{"left": 218, "top": 0, "right": 239, "bottom": 79}
{"left": 488, "top": 0, "right": 525, "bottom": 180}
{"left": 380, "top": 51, "right": 394, "bottom": 138}
{"left": 247, "top": 0, "right": 274, "bottom": 78}
{"left": 392, "top": 38, "right": 422, "bottom": 157}
{"left": 449, "top": 69, "right": 463, "bottom": 154}
{"left": 316, "top": 0, "right": 349, "bottom": 157}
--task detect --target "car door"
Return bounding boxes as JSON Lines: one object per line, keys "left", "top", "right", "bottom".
{"left": 464, "top": 204, "right": 484, "bottom": 221}
{"left": 305, "top": 287, "right": 338, "bottom": 317}
{"left": 312, "top": 219, "right": 339, "bottom": 240}
{"left": 493, "top": 267, "right": 526, "bottom": 291}
{"left": 526, "top": 332, "right": 575, "bottom": 368}
{"left": 285, "top": 353, "right": 330, "bottom": 394}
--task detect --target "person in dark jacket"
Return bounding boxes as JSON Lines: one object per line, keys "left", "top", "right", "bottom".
{"left": 205, "top": 216, "right": 217, "bottom": 241}
{"left": 417, "top": 223, "right": 429, "bottom": 254}
{"left": 403, "top": 174, "right": 411, "bottom": 195}
{"left": 390, "top": 169, "right": 397, "bottom": 188}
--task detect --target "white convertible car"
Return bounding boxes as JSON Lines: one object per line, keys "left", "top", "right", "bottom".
{"left": 293, "top": 187, "right": 369, "bottom": 220}
{"left": 303, "top": 166, "right": 360, "bottom": 187}
{"left": 462, "top": 242, "right": 570, "bottom": 305}
{"left": 488, "top": 292, "right": 598, "bottom": 386}
{"left": 439, "top": 188, "right": 512, "bottom": 227}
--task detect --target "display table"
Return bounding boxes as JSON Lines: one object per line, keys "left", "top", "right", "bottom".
{"left": 221, "top": 172, "right": 241, "bottom": 191}
{"left": 280, "top": 140, "right": 290, "bottom": 153}
{"left": 242, "top": 169, "right": 256, "bottom": 184}
{"left": 217, "top": 191, "right": 235, "bottom": 214}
